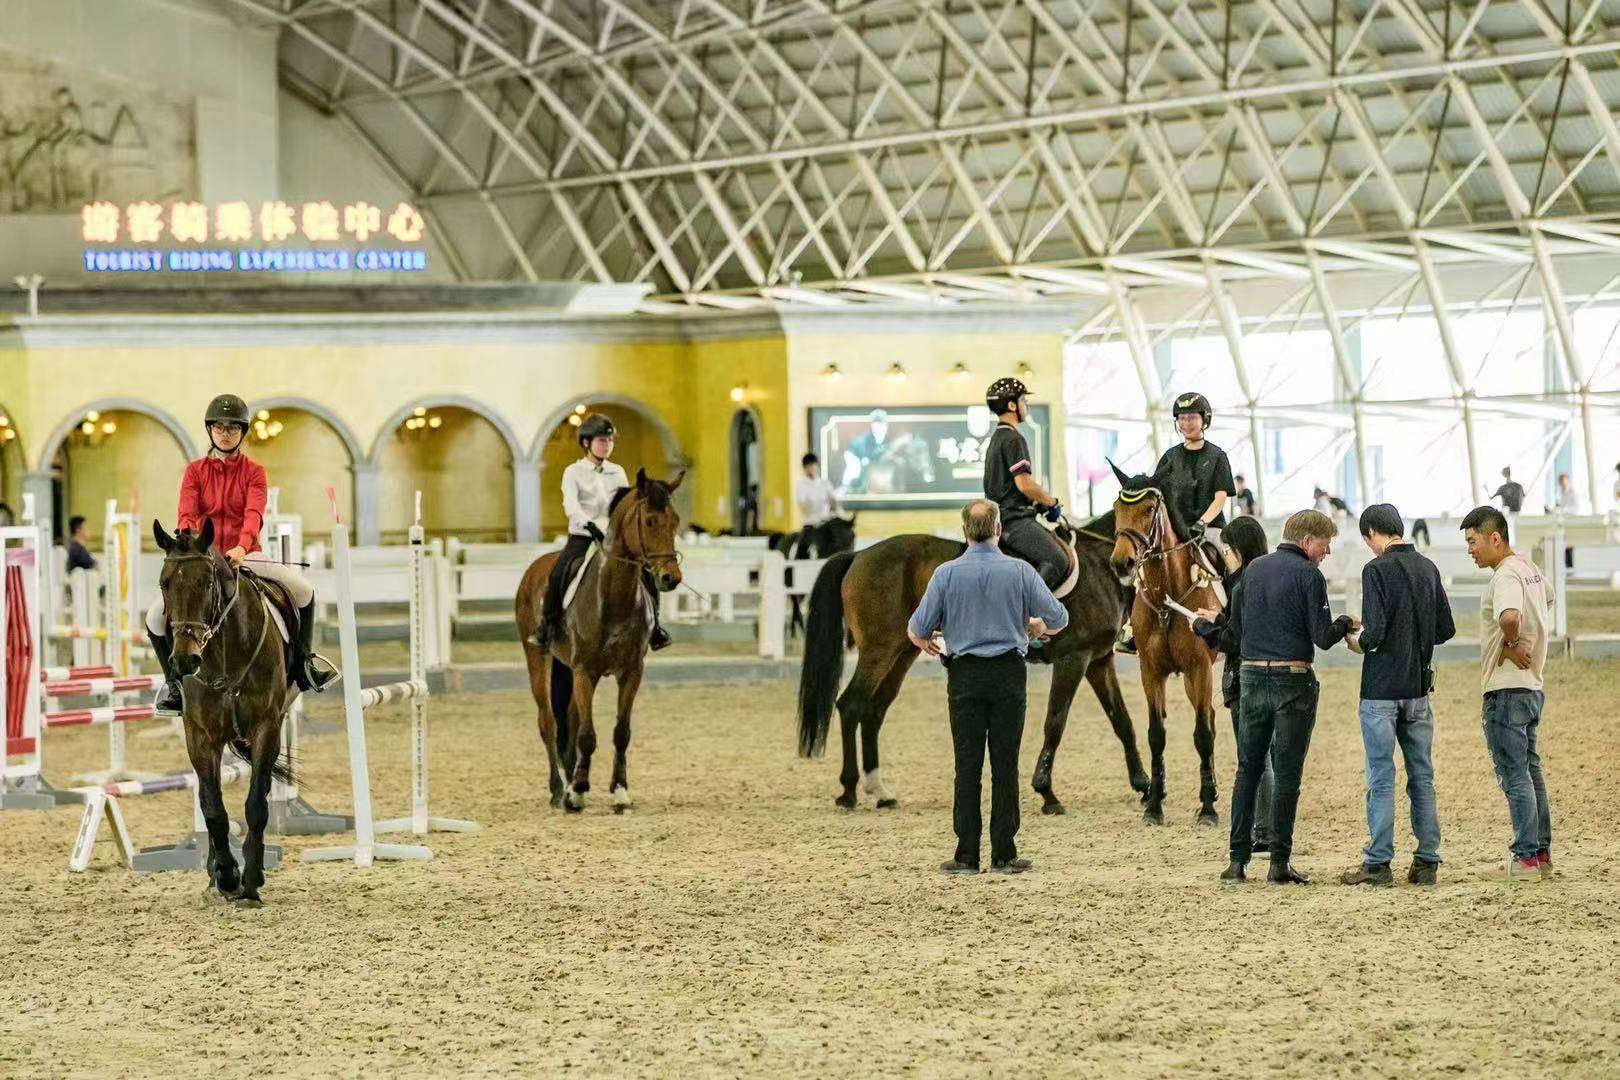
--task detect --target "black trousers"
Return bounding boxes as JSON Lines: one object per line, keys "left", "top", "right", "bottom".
{"left": 1000, "top": 515, "right": 1067, "bottom": 591}
{"left": 1228, "top": 668, "right": 1318, "bottom": 865}
{"left": 947, "top": 651, "right": 1027, "bottom": 866}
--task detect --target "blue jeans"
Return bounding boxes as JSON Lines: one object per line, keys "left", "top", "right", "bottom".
{"left": 1481, "top": 689, "right": 1552, "bottom": 862}
{"left": 1358, "top": 698, "right": 1441, "bottom": 866}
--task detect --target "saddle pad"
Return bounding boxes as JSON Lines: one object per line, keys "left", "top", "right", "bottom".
{"left": 1051, "top": 531, "right": 1081, "bottom": 602}
{"left": 560, "top": 549, "right": 654, "bottom": 625}
{"left": 264, "top": 602, "right": 290, "bottom": 645}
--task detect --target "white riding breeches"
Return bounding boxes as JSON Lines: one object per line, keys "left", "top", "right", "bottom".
{"left": 145, "top": 552, "right": 315, "bottom": 636}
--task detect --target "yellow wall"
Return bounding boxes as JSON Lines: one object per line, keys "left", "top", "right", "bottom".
{"left": 679, "top": 336, "right": 790, "bottom": 533}
{"left": 376, "top": 407, "right": 515, "bottom": 542}
{"left": 4, "top": 318, "right": 1069, "bottom": 545}
{"left": 58, "top": 411, "right": 188, "bottom": 544}
{"left": 249, "top": 408, "right": 355, "bottom": 540}
{"left": 786, "top": 331, "right": 1069, "bottom": 535}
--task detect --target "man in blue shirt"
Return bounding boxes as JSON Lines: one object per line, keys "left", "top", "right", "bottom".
{"left": 908, "top": 499, "right": 1068, "bottom": 875}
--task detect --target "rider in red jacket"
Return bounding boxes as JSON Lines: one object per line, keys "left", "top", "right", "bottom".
{"left": 145, "top": 394, "right": 337, "bottom": 711}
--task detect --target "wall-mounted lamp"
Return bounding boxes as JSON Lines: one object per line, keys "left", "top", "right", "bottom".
{"left": 568, "top": 413, "right": 583, "bottom": 427}
{"left": 821, "top": 364, "right": 842, "bottom": 380}
{"left": 1017, "top": 361, "right": 1034, "bottom": 379}
{"left": 729, "top": 382, "right": 748, "bottom": 403}
{"left": 0, "top": 414, "right": 13, "bottom": 443}
{"left": 951, "top": 362, "right": 970, "bottom": 380}
{"left": 887, "top": 363, "right": 907, "bottom": 382}
{"left": 402, "top": 405, "right": 442, "bottom": 433}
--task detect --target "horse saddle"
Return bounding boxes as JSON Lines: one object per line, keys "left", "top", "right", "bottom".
{"left": 239, "top": 569, "right": 294, "bottom": 646}
{"left": 559, "top": 548, "right": 653, "bottom": 625}
{"left": 1189, "top": 540, "right": 1228, "bottom": 609}
{"left": 1000, "top": 522, "right": 1082, "bottom": 601}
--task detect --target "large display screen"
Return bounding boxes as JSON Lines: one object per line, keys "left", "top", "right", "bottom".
{"left": 808, "top": 405, "right": 1049, "bottom": 510}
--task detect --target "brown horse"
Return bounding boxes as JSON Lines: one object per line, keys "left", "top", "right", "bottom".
{"left": 1108, "top": 468, "right": 1221, "bottom": 825}
{"left": 153, "top": 520, "right": 297, "bottom": 905}
{"left": 516, "top": 469, "right": 684, "bottom": 813}
{"left": 797, "top": 522, "right": 1149, "bottom": 815}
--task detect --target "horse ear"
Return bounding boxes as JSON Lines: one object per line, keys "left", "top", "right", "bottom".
{"left": 199, "top": 518, "right": 214, "bottom": 550}
{"left": 667, "top": 470, "right": 685, "bottom": 492}
{"left": 635, "top": 467, "right": 648, "bottom": 489}
{"left": 1108, "top": 458, "right": 1132, "bottom": 489}
{"left": 153, "top": 520, "right": 172, "bottom": 552}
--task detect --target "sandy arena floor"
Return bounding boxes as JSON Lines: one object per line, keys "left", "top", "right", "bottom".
{"left": 3, "top": 656, "right": 1618, "bottom": 1078}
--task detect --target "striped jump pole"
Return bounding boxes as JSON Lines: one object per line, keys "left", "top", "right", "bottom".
{"left": 68, "top": 759, "right": 284, "bottom": 873}
{"left": 40, "top": 664, "right": 115, "bottom": 682}
{"left": 44, "top": 704, "right": 159, "bottom": 729}
{"left": 43, "top": 675, "right": 164, "bottom": 699}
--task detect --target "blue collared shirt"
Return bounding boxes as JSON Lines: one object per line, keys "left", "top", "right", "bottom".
{"left": 907, "top": 541, "right": 1069, "bottom": 658}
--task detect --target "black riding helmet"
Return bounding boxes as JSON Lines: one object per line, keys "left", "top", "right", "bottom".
{"left": 577, "top": 412, "right": 616, "bottom": 449}
{"left": 986, "top": 377, "right": 1030, "bottom": 415}
{"left": 204, "top": 394, "right": 250, "bottom": 453}
{"left": 1171, "top": 391, "right": 1213, "bottom": 430}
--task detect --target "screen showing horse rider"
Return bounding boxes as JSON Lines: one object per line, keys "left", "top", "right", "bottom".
{"left": 808, "top": 405, "right": 1050, "bottom": 509}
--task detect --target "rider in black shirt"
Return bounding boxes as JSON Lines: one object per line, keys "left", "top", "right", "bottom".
{"left": 1118, "top": 391, "right": 1237, "bottom": 654}
{"left": 982, "top": 376, "right": 1066, "bottom": 594}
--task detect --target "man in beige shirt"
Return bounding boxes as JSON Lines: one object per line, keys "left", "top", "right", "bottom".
{"left": 1462, "top": 505, "right": 1553, "bottom": 880}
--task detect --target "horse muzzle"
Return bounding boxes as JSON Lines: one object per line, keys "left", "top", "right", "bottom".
{"left": 657, "top": 571, "right": 680, "bottom": 592}
{"left": 173, "top": 649, "right": 203, "bottom": 676}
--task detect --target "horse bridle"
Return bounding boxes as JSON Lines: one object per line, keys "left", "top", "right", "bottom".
{"left": 606, "top": 493, "right": 682, "bottom": 577}
{"left": 165, "top": 551, "right": 242, "bottom": 648}
{"left": 1116, "top": 487, "right": 1204, "bottom": 619}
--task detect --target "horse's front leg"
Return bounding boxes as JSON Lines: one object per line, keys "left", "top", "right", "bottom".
{"left": 185, "top": 723, "right": 237, "bottom": 898}
{"left": 565, "top": 672, "right": 600, "bottom": 812}
{"left": 1141, "top": 673, "right": 1169, "bottom": 826}
{"left": 1184, "top": 655, "right": 1220, "bottom": 826}
{"left": 235, "top": 715, "right": 281, "bottom": 905}
{"left": 610, "top": 665, "right": 643, "bottom": 814}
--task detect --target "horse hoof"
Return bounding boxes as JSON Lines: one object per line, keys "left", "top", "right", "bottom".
{"left": 1143, "top": 807, "right": 1164, "bottom": 826}
{"left": 230, "top": 894, "right": 264, "bottom": 909}
{"left": 834, "top": 794, "right": 857, "bottom": 810}
{"left": 1197, "top": 809, "right": 1220, "bottom": 827}
{"left": 564, "top": 791, "right": 585, "bottom": 813}
{"left": 1042, "top": 802, "right": 1066, "bottom": 816}
{"left": 1130, "top": 773, "right": 1150, "bottom": 795}
{"left": 875, "top": 798, "right": 899, "bottom": 810}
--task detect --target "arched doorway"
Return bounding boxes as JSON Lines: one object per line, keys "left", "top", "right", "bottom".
{"left": 531, "top": 397, "right": 688, "bottom": 541}
{"left": 246, "top": 400, "right": 361, "bottom": 541}
{"left": 374, "top": 403, "right": 517, "bottom": 543}
{"left": 44, "top": 404, "right": 193, "bottom": 545}
{"left": 730, "top": 408, "right": 762, "bottom": 535}
{"left": 0, "top": 405, "right": 23, "bottom": 522}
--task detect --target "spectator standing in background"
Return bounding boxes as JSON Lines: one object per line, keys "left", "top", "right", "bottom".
{"left": 1489, "top": 467, "right": 1525, "bottom": 543}
{"left": 1231, "top": 475, "right": 1258, "bottom": 518}
{"left": 66, "top": 515, "right": 97, "bottom": 573}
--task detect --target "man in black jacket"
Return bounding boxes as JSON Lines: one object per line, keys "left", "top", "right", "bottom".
{"left": 1342, "top": 505, "right": 1456, "bottom": 887}
{"left": 1221, "top": 509, "right": 1358, "bottom": 885}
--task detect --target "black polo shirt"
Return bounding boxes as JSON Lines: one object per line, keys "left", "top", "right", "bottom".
{"left": 1155, "top": 441, "right": 1236, "bottom": 529}
{"left": 983, "top": 423, "right": 1036, "bottom": 523}
{"left": 1358, "top": 543, "right": 1456, "bottom": 699}
{"left": 1233, "top": 543, "right": 1351, "bottom": 662}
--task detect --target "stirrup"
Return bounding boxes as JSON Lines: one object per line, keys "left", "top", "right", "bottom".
{"left": 300, "top": 654, "right": 340, "bottom": 693}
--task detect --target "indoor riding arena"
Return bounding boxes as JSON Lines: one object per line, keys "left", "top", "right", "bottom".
{"left": 3, "top": 2, "right": 1620, "bottom": 1076}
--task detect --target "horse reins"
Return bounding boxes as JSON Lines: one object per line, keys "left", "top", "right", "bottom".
{"left": 1117, "top": 489, "right": 1209, "bottom": 619}
{"left": 166, "top": 551, "right": 274, "bottom": 712}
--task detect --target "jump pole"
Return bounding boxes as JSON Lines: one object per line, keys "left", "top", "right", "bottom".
{"left": 1, "top": 527, "right": 57, "bottom": 811}
{"left": 302, "top": 488, "right": 433, "bottom": 867}
{"left": 375, "top": 491, "right": 476, "bottom": 839}
{"left": 261, "top": 501, "right": 352, "bottom": 836}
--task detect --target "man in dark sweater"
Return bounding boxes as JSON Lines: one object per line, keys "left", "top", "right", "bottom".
{"left": 1341, "top": 505, "right": 1456, "bottom": 887}
{"left": 1221, "top": 509, "right": 1358, "bottom": 885}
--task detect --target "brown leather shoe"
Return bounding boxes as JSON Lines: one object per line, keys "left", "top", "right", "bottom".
{"left": 1340, "top": 863, "right": 1394, "bottom": 886}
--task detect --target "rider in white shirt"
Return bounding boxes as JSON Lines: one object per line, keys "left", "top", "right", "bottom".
{"left": 794, "top": 453, "right": 839, "bottom": 526}
{"left": 532, "top": 413, "right": 670, "bottom": 651}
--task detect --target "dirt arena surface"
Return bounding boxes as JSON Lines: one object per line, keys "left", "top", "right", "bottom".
{"left": 4, "top": 657, "right": 1618, "bottom": 1078}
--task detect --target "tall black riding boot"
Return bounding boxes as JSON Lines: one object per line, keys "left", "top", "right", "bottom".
{"left": 643, "top": 567, "right": 672, "bottom": 651}
{"left": 294, "top": 601, "right": 339, "bottom": 692}
{"left": 149, "top": 631, "right": 184, "bottom": 713}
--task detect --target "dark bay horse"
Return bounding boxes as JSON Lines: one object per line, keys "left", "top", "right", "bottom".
{"left": 1109, "top": 468, "right": 1221, "bottom": 825}
{"left": 516, "top": 469, "right": 684, "bottom": 813}
{"left": 154, "top": 520, "right": 297, "bottom": 906}
{"left": 797, "top": 521, "right": 1149, "bottom": 814}
{"left": 771, "top": 515, "right": 857, "bottom": 637}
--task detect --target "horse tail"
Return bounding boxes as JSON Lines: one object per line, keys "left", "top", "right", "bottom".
{"left": 550, "top": 659, "right": 575, "bottom": 762}
{"left": 230, "top": 739, "right": 297, "bottom": 786}
{"left": 797, "top": 550, "right": 856, "bottom": 758}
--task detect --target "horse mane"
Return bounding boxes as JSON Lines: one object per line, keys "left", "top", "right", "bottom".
{"left": 607, "top": 477, "right": 673, "bottom": 522}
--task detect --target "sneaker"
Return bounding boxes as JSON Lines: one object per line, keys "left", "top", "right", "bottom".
{"left": 1536, "top": 851, "right": 1553, "bottom": 880}
{"left": 1340, "top": 863, "right": 1394, "bottom": 886}
{"left": 939, "top": 860, "right": 980, "bottom": 875}
{"left": 1498, "top": 856, "right": 1542, "bottom": 880}
{"left": 1407, "top": 858, "right": 1439, "bottom": 886}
